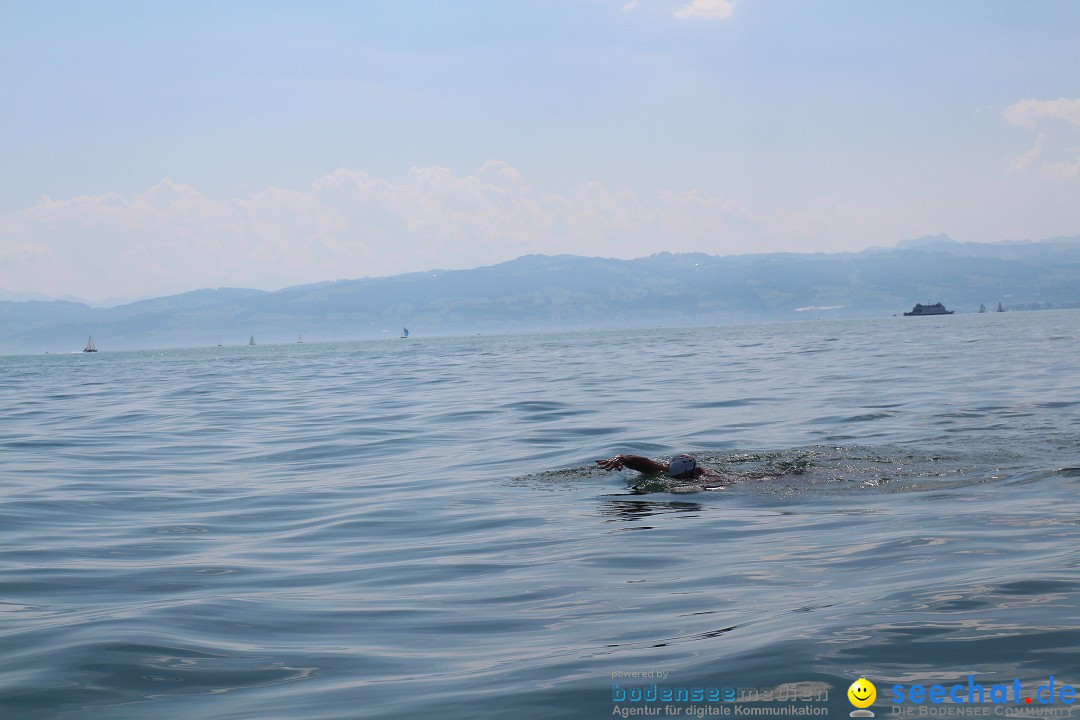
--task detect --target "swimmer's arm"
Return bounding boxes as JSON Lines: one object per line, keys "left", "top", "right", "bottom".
{"left": 595, "top": 455, "right": 667, "bottom": 474}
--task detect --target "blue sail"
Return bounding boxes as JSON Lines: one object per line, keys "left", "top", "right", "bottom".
{"left": 401, "top": 327, "right": 409, "bottom": 338}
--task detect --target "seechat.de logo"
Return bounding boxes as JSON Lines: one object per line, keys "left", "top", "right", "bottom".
{"left": 849, "top": 678, "right": 877, "bottom": 717}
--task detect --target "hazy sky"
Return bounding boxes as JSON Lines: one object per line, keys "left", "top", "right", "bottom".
{"left": 2, "top": 1, "right": 1078, "bottom": 304}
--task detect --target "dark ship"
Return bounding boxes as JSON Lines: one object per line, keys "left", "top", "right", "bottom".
{"left": 903, "top": 303, "right": 954, "bottom": 316}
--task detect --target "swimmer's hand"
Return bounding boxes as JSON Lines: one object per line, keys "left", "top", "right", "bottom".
{"left": 596, "top": 455, "right": 625, "bottom": 471}
{"left": 595, "top": 455, "right": 668, "bottom": 474}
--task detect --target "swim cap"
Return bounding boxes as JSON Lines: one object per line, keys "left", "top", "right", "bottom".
{"left": 667, "top": 454, "right": 697, "bottom": 478}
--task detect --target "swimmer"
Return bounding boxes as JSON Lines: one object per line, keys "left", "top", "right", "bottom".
{"left": 595, "top": 453, "right": 729, "bottom": 488}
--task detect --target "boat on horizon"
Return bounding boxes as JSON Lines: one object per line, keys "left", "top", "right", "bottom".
{"left": 400, "top": 327, "right": 409, "bottom": 339}
{"left": 83, "top": 336, "right": 98, "bottom": 352}
{"left": 249, "top": 335, "right": 255, "bottom": 346}
{"left": 297, "top": 335, "right": 303, "bottom": 344}
{"left": 978, "top": 303, "right": 986, "bottom": 313}
{"left": 997, "top": 302, "right": 1005, "bottom": 312}
{"left": 903, "top": 302, "right": 954, "bottom": 316}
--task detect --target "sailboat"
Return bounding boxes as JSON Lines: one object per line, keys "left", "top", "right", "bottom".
{"left": 978, "top": 303, "right": 986, "bottom": 313}
{"left": 400, "top": 327, "right": 409, "bottom": 339}
{"left": 297, "top": 335, "right": 304, "bottom": 344}
{"left": 996, "top": 302, "right": 1005, "bottom": 313}
{"left": 83, "top": 336, "right": 98, "bottom": 353}
{"left": 249, "top": 335, "right": 256, "bottom": 346}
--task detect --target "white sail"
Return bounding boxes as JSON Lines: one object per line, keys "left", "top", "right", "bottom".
{"left": 249, "top": 335, "right": 255, "bottom": 345}
{"left": 84, "top": 336, "right": 97, "bottom": 352}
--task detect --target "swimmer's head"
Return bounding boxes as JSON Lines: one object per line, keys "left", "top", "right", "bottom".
{"left": 667, "top": 454, "right": 697, "bottom": 479}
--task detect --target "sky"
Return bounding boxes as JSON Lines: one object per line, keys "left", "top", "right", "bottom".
{"left": 1, "top": 0, "right": 1078, "bottom": 305}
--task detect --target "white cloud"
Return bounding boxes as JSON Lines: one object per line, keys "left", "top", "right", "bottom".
{"left": 620, "top": 1, "right": 639, "bottom": 12}
{"left": 1003, "top": 97, "right": 1080, "bottom": 180}
{"left": 1041, "top": 151, "right": 1080, "bottom": 180}
{"left": 1003, "top": 97, "right": 1080, "bottom": 128}
{"left": 1008, "top": 135, "right": 1044, "bottom": 174}
{"left": 0, "top": 162, "right": 923, "bottom": 303}
{"left": 674, "top": 0, "right": 734, "bottom": 20}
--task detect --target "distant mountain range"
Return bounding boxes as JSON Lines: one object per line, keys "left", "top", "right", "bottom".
{"left": 3, "top": 235, "right": 1079, "bottom": 353}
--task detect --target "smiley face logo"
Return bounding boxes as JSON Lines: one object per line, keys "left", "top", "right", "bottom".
{"left": 848, "top": 678, "right": 877, "bottom": 709}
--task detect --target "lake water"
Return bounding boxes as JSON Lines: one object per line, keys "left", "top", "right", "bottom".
{"left": 2, "top": 311, "right": 1079, "bottom": 719}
